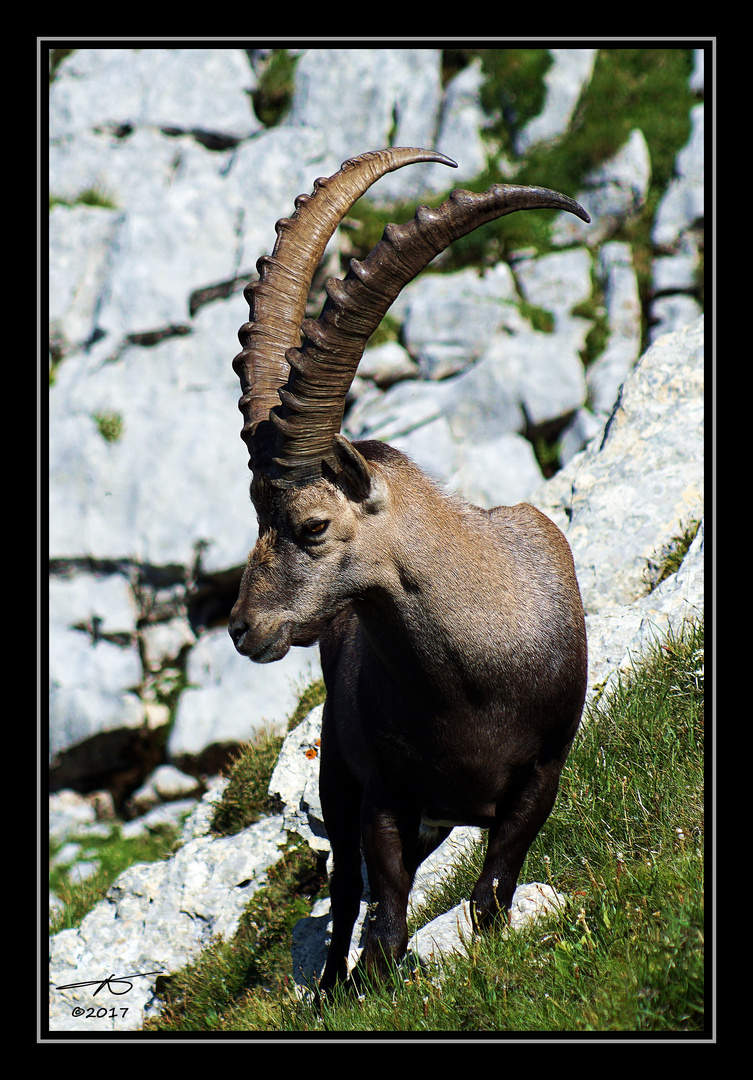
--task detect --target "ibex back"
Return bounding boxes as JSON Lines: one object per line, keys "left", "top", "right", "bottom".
{"left": 228, "top": 149, "right": 589, "bottom": 994}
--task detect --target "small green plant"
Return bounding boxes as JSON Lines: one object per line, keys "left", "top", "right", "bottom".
{"left": 519, "top": 300, "right": 555, "bottom": 334}
{"left": 644, "top": 519, "right": 702, "bottom": 594}
{"left": 251, "top": 50, "right": 299, "bottom": 127}
{"left": 50, "top": 185, "right": 118, "bottom": 211}
{"left": 94, "top": 412, "right": 124, "bottom": 442}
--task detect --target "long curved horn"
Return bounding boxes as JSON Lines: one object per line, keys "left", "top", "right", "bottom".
{"left": 232, "top": 148, "right": 457, "bottom": 475}
{"left": 270, "top": 183, "right": 590, "bottom": 484}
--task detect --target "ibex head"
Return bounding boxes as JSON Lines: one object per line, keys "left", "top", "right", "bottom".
{"left": 228, "top": 148, "right": 590, "bottom": 662}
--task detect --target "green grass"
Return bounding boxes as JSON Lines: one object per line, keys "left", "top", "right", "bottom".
{"left": 144, "top": 617, "right": 704, "bottom": 1034}
{"left": 49, "top": 185, "right": 118, "bottom": 211}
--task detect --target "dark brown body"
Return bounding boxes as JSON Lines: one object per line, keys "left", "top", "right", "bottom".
{"left": 230, "top": 439, "right": 587, "bottom": 991}
{"left": 313, "top": 444, "right": 586, "bottom": 989}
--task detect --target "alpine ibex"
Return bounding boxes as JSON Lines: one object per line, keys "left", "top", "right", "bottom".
{"left": 228, "top": 148, "right": 589, "bottom": 993}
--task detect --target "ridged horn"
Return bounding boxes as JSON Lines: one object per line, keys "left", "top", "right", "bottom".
{"left": 232, "top": 148, "right": 457, "bottom": 476}
{"left": 270, "top": 182, "right": 590, "bottom": 484}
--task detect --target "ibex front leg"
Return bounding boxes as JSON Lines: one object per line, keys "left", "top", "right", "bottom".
{"left": 318, "top": 742, "right": 364, "bottom": 995}
{"left": 359, "top": 782, "right": 420, "bottom": 983}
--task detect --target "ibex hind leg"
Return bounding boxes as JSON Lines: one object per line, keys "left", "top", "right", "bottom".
{"left": 470, "top": 757, "right": 564, "bottom": 929}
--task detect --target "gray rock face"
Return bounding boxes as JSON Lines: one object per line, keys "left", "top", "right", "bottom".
{"left": 652, "top": 104, "right": 704, "bottom": 249}
{"left": 533, "top": 317, "right": 703, "bottom": 615}
{"left": 288, "top": 48, "right": 446, "bottom": 205}
{"left": 50, "top": 48, "right": 260, "bottom": 141}
{"left": 167, "top": 628, "right": 320, "bottom": 769}
{"left": 395, "top": 262, "right": 527, "bottom": 380}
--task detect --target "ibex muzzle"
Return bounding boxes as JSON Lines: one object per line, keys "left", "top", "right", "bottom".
{"left": 228, "top": 149, "right": 589, "bottom": 995}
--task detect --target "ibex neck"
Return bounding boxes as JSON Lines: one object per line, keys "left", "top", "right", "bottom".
{"left": 354, "top": 489, "right": 517, "bottom": 694}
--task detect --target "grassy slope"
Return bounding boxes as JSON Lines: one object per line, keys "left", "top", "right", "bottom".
{"left": 145, "top": 618, "right": 704, "bottom": 1034}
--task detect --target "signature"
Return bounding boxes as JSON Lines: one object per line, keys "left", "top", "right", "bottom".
{"left": 55, "top": 970, "right": 164, "bottom": 996}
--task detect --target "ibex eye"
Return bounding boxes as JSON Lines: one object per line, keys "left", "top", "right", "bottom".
{"left": 305, "top": 519, "right": 329, "bottom": 536}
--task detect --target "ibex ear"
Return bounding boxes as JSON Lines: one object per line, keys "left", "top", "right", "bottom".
{"left": 331, "top": 434, "right": 387, "bottom": 512}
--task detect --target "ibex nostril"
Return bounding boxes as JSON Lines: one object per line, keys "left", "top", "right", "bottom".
{"left": 228, "top": 148, "right": 589, "bottom": 993}
{"left": 228, "top": 619, "right": 247, "bottom": 649}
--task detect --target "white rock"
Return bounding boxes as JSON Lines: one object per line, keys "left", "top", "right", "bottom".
{"left": 50, "top": 48, "right": 258, "bottom": 139}
{"left": 49, "top": 815, "right": 288, "bottom": 1032}
{"left": 168, "top": 626, "right": 322, "bottom": 763}
{"left": 532, "top": 316, "right": 704, "bottom": 616}
{"left": 649, "top": 294, "right": 703, "bottom": 343}
{"left": 448, "top": 434, "right": 544, "bottom": 509}
{"left": 49, "top": 572, "right": 138, "bottom": 637}
{"left": 127, "top": 765, "right": 202, "bottom": 815}
{"left": 651, "top": 240, "right": 701, "bottom": 294}
{"left": 552, "top": 128, "right": 652, "bottom": 246}
{"left": 49, "top": 204, "right": 124, "bottom": 351}
{"left": 268, "top": 706, "right": 328, "bottom": 854}
{"left": 357, "top": 341, "right": 419, "bottom": 387}
{"left": 411, "top": 883, "right": 567, "bottom": 968}
{"left": 587, "top": 242, "right": 642, "bottom": 416}
{"left": 652, "top": 104, "right": 704, "bottom": 248}
{"left": 514, "top": 49, "right": 597, "bottom": 155}
{"left": 515, "top": 247, "right": 593, "bottom": 326}
{"left": 49, "top": 627, "right": 144, "bottom": 760}
{"left": 288, "top": 48, "right": 445, "bottom": 205}
{"left": 433, "top": 58, "right": 489, "bottom": 185}
{"left": 49, "top": 297, "right": 254, "bottom": 569}
{"left": 396, "top": 263, "right": 527, "bottom": 379}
